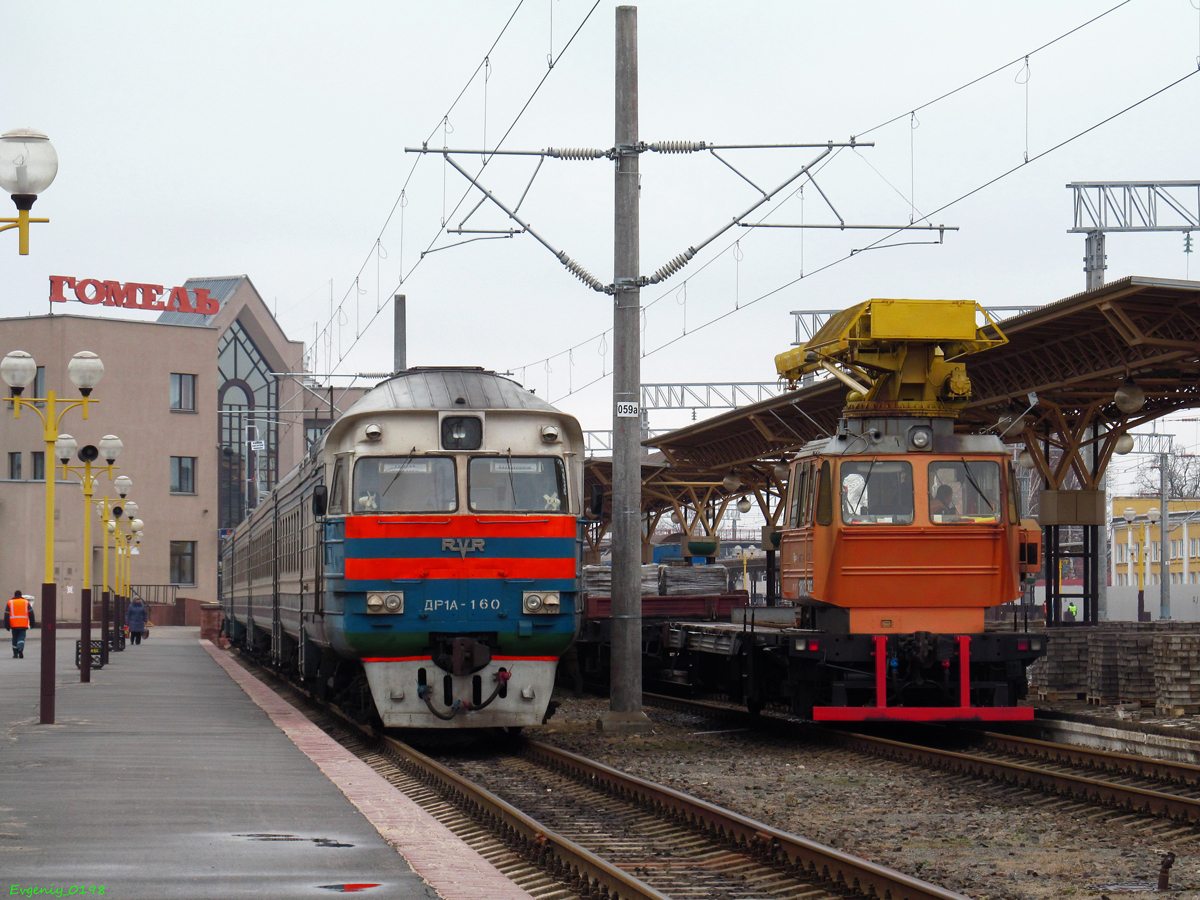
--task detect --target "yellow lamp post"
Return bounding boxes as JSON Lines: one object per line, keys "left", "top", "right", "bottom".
{"left": 0, "top": 129, "right": 57, "bottom": 255}
{"left": 92, "top": 483, "right": 131, "bottom": 667}
{"left": 55, "top": 434, "right": 124, "bottom": 683}
{"left": 2, "top": 349, "right": 104, "bottom": 725}
{"left": 110, "top": 512, "right": 143, "bottom": 640}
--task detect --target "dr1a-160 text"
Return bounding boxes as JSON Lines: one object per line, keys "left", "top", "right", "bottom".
{"left": 423, "top": 598, "right": 502, "bottom": 612}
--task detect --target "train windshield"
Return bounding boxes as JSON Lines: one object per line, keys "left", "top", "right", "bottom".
{"left": 352, "top": 457, "right": 458, "bottom": 512}
{"left": 928, "top": 460, "right": 1001, "bottom": 523}
{"left": 840, "top": 460, "right": 913, "bottom": 525}
{"left": 469, "top": 457, "right": 567, "bottom": 512}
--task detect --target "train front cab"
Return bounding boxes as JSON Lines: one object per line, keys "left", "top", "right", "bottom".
{"left": 322, "top": 407, "right": 583, "bottom": 728}
{"left": 780, "top": 447, "right": 1044, "bottom": 722}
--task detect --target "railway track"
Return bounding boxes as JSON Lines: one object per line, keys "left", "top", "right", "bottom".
{"left": 644, "top": 692, "right": 1200, "bottom": 839}
{"left": 233, "top": 654, "right": 969, "bottom": 900}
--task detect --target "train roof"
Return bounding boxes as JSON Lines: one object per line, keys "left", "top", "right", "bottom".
{"left": 341, "top": 367, "right": 562, "bottom": 417}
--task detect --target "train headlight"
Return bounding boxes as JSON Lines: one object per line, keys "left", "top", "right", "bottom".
{"left": 366, "top": 592, "right": 403, "bottom": 614}
{"left": 522, "top": 591, "right": 560, "bottom": 614}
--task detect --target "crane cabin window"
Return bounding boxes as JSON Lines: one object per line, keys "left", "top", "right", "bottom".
{"left": 928, "top": 460, "right": 1001, "bottom": 524}
{"left": 354, "top": 457, "right": 457, "bottom": 512}
{"left": 469, "top": 457, "right": 566, "bottom": 512}
{"left": 840, "top": 460, "right": 914, "bottom": 525}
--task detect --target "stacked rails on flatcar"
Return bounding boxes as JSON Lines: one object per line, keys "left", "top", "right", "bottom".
{"left": 220, "top": 367, "right": 586, "bottom": 728}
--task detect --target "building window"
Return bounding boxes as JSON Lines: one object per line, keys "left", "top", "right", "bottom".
{"left": 34, "top": 366, "right": 45, "bottom": 405}
{"left": 1191, "top": 537, "right": 1200, "bottom": 558}
{"left": 218, "top": 320, "right": 279, "bottom": 529}
{"left": 1115, "top": 544, "right": 1126, "bottom": 564}
{"left": 170, "top": 373, "right": 196, "bottom": 411}
{"left": 305, "top": 419, "right": 331, "bottom": 452}
{"left": 171, "top": 456, "right": 196, "bottom": 494}
{"left": 170, "top": 541, "right": 196, "bottom": 585}
{"left": 7, "top": 452, "right": 20, "bottom": 480}
{"left": 31, "top": 451, "right": 45, "bottom": 481}
{"left": 1172, "top": 539, "right": 1183, "bottom": 560}
{"left": 1152, "top": 543, "right": 1161, "bottom": 562}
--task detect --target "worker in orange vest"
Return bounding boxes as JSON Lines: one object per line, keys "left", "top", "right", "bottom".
{"left": 5, "top": 590, "right": 36, "bottom": 659}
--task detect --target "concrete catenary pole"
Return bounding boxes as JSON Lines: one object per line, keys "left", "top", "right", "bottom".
{"left": 1161, "top": 451, "right": 1171, "bottom": 619}
{"left": 394, "top": 294, "right": 407, "bottom": 373}
{"left": 600, "top": 5, "right": 652, "bottom": 733}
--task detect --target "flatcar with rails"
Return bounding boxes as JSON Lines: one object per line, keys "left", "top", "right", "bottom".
{"left": 221, "top": 367, "right": 585, "bottom": 729}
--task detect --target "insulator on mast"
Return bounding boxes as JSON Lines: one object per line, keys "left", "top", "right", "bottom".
{"left": 648, "top": 249, "right": 696, "bottom": 284}
{"left": 547, "top": 147, "right": 607, "bottom": 160}
{"left": 558, "top": 253, "right": 607, "bottom": 292}
{"left": 648, "top": 141, "right": 707, "bottom": 154}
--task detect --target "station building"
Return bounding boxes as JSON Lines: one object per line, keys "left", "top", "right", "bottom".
{"left": 0, "top": 275, "right": 360, "bottom": 622}
{"left": 1108, "top": 496, "right": 1200, "bottom": 622}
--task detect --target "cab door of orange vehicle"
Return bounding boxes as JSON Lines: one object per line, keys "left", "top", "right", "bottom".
{"left": 780, "top": 458, "right": 818, "bottom": 600}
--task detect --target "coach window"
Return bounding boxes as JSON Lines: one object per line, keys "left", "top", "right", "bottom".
{"left": 787, "top": 465, "right": 806, "bottom": 526}
{"left": 354, "top": 457, "right": 457, "bottom": 512}
{"left": 469, "top": 457, "right": 566, "bottom": 512}
{"left": 815, "top": 461, "right": 833, "bottom": 526}
{"left": 328, "top": 458, "right": 345, "bottom": 515}
{"left": 840, "top": 460, "right": 914, "bottom": 525}
{"left": 928, "top": 460, "right": 1001, "bottom": 524}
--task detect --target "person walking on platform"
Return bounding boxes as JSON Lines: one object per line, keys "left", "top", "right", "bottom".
{"left": 126, "top": 597, "right": 149, "bottom": 646}
{"left": 5, "top": 590, "right": 35, "bottom": 658}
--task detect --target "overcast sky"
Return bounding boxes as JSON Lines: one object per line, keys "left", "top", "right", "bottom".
{"left": 4, "top": 1, "right": 1200, "bottom": 474}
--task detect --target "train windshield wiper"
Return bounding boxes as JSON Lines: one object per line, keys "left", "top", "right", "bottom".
{"left": 959, "top": 458, "right": 995, "bottom": 511}
{"left": 855, "top": 456, "right": 878, "bottom": 514}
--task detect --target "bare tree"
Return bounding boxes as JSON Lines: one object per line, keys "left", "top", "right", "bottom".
{"left": 1132, "top": 443, "right": 1200, "bottom": 498}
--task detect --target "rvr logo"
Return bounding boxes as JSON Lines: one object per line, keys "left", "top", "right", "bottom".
{"left": 443, "top": 538, "right": 485, "bottom": 559}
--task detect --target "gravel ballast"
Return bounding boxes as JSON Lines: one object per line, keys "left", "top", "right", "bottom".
{"left": 533, "top": 695, "right": 1200, "bottom": 900}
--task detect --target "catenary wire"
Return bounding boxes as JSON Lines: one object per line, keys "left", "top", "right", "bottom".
{"left": 548, "top": 66, "right": 1200, "bottom": 404}
{"left": 319, "top": 0, "right": 603, "bottom": 376}
{"left": 505, "top": 1, "right": 1146, "bottom": 387}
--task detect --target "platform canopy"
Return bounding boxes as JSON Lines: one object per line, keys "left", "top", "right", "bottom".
{"left": 643, "top": 277, "right": 1200, "bottom": 491}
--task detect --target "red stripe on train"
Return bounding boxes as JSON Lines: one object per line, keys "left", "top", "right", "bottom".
{"left": 362, "top": 656, "right": 431, "bottom": 662}
{"left": 362, "top": 655, "right": 560, "bottom": 663}
{"left": 346, "top": 515, "right": 576, "bottom": 539}
{"left": 345, "top": 557, "right": 576, "bottom": 580}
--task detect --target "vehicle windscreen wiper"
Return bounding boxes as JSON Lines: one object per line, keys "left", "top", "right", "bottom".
{"left": 959, "top": 458, "right": 995, "bottom": 511}
{"left": 854, "top": 456, "right": 878, "bottom": 514}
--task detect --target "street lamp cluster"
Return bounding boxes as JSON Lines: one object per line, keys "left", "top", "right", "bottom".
{"left": 3, "top": 349, "right": 145, "bottom": 724}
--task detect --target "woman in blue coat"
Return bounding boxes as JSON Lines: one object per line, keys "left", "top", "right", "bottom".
{"left": 126, "top": 598, "right": 149, "bottom": 646}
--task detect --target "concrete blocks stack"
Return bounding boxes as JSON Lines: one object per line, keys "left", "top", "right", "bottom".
{"left": 1117, "top": 633, "right": 1157, "bottom": 704}
{"left": 1153, "top": 634, "right": 1200, "bottom": 715}
{"left": 1034, "top": 627, "right": 1090, "bottom": 697}
{"left": 1086, "top": 631, "right": 1121, "bottom": 704}
{"left": 582, "top": 564, "right": 661, "bottom": 597}
{"left": 660, "top": 565, "right": 729, "bottom": 597}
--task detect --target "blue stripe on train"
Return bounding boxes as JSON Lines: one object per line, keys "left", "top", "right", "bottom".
{"left": 345, "top": 536, "right": 576, "bottom": 559}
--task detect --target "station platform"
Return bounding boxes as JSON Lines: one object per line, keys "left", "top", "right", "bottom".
{"left": 0, "top": 627, "right": 534, "bottom": 900}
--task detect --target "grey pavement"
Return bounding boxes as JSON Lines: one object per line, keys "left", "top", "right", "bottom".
{"left": 0, "top": 627, "right": 438, "bottom": 900}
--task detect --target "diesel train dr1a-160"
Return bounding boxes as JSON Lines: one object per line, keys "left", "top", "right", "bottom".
{"left": 220, "top": 368, "right": 585, "bottom": 729}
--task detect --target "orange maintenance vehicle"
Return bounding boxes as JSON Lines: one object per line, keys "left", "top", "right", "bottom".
{"left": 773, "top": 299, "right": 1044, "bottom": 721}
